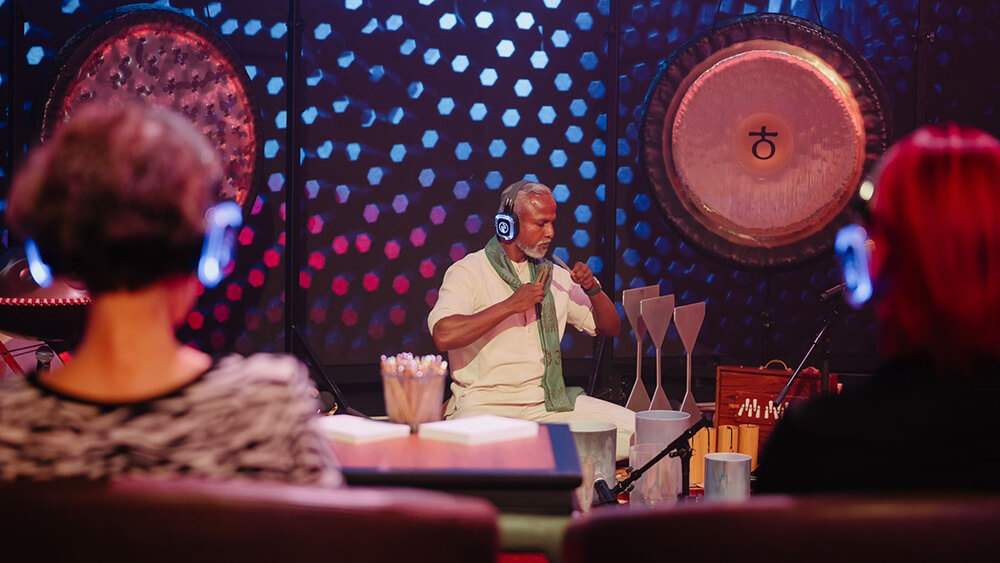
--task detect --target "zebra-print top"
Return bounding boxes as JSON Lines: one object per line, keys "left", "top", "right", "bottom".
{"left": 0, "top": 354, "right": 342, "bottom": 487}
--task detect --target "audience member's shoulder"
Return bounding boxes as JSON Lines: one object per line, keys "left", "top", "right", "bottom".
{"left": 0, "top": 375, "right": 40, "bottom": 406}
{"left": 207, "top": 353, "right": 309, "bottom": 388}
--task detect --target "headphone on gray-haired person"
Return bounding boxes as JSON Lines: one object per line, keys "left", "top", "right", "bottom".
{"left": 495, "top": 180, "right": 531, "bottom": 242}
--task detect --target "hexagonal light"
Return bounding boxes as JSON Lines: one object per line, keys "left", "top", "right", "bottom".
{"left": 314, "top": 23, "right": 332, "bottom": 40}
{"left": 410, "top": 228, "right": 427, "bottom": 247}
{"left": 502, "top": 108, "right": 520, "bottom": 127}
{"left": 390, "top": 144, "right": 406, "bottom": 162}
{"left": 419, "top": 168, "right": 436, "bottom": 187}
{"left": 455, "top": 142, "right": 473, "bottom": 160}
{"left": 386, "top": 14, "right": 403, "bottom": 30}
{"left": 565, "top": 125, "right": 583, "bottom": 143}
{"left": 392, "top": 194, "right": 409, "bottom": 213}
{"left": 538, "top": 105, "right": 556, "bottom": 124}
{"left": 576, "top": 12, "right": 594, "bottom": 30}
{"left": 424, "top": 48, "right": 441, "bottom": 65}
{"left": 475, "top": 11, "right": 494, "bottom": 29}
{"left": 439, "top": 13, "right": 457, "bottom": 30}
{"left": 515, "top": 12, "right": 535, "bottom": 29}
{"left": 451, "top": 55, "right": 469, "bottom": 72}
{"left": 552, "top": 184, "right": 570, "bottom": 202}
{"left": 367, "top": 166, "right": 384, "bottom": 185}
{"left": 530, "top": 50, "right": 549, "bottom": 69}
{"left": 438, "top": 97, "right": 455, "bottom": 115}
{"left": 488, "top": 139, "right": 507, "bottom": 157}
{"left": 453, "top": 181, "right": 470, "bottom": 199}
{"left": 554, "top": 73, "right": 572, "bottom": 91}
{"left": 522, "top": 137, "right": 540, "bottom": 155}
{"left": 430, "top": 205, "right": 447, "bottom": 225}
{"left": 551, "top": 29, "right": 571, "bottom": 48}
{"left": 363, "top": 203, "right": 380, "bottom": 223}
{"left": 574, "top": 205, "right": 593, "bottom": 223}
{"left": 346, "top": 142, "right": 361, "bottom": 161}
{"left": 496, "top": 39, "right": 515, "bottom": 58}
{"left": 469, "top": 103, "right": 488, "bottom": 121}
{"left": 514, "top": 79, "right": 533, "bottom": 97}
{"left": 549, "top": 149, "right": 568, "bottom": 168}
{"left": 422, "top": 129, "right": 439, "bottom": 148}
{"left": 465, "top": 215, "right": 483, "bottom": 234}
{"left": 335, "top": 185, "right": 350, "bottom": 203}
{"left": 480, "top": 68, "right": 498, "bottom": 87}
{"left": 580, "top": 51, "right": 598, "bottom": 70}
{"left": 485, "top": 171, "right": 504, "bottom": 189}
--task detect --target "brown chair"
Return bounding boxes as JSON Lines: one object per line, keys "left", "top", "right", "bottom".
{"left": 0, "top": 478, "right": 498, "bottom": 562}
{"left": 562, "top": 494, "right": 1000, "bottom": 563}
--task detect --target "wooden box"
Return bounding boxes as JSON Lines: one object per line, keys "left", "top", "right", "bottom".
{"left": 715, "top": 364, "right": 836, "bottom": 459}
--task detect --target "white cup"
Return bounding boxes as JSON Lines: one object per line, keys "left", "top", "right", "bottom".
{"left": 635, "top": 410, "right": 691, "bottom": 446}
{"left": 704, "top": 452, "right": 752, "bottom": 501}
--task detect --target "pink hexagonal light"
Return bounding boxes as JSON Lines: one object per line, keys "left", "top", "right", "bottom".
{"left": 393, "top": 275, "right": 410, "bottom": 294}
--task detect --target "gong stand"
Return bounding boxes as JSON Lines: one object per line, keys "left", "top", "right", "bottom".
{"left": 774, "top": 298, "right": 842, "bottom": 406}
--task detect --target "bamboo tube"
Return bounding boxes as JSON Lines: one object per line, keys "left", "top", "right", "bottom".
{"left": 716, "top": 425, "right": 738, "bottom": 453}
{"left": 690, "top": 426, "right": 710, "bottom": 485}
{"left": 737, "top": 424, "right": 760, "bottom": 471}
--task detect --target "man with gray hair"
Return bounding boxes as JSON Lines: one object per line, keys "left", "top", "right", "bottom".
{"left": 429, "top": 180, "right": 635, "bottom": 459}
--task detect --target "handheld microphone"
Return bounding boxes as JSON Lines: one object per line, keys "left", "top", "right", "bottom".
{"left": 818, "top": 282, "right": 846, "bottom": 302}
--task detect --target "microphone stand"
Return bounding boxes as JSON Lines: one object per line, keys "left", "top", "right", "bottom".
{"left": 291, "top": 324, "right": 366, "bottom": 417}
{"left": 593, "top": 417, "right": 711, "bottom": 507}
{"left": 774, "top": 298, "right": 842, "bottom": 406}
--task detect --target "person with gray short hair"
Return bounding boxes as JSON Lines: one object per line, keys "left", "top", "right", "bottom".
{"left": 429, "top": 179, "right": 635, "bottom": 459}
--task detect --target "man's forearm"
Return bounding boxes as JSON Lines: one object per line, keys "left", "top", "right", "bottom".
{"left": 432, "top": 301, "right": 516, "bottom": 351}
{"left": 589, "top": 291, "right": 621, "bottom": 337}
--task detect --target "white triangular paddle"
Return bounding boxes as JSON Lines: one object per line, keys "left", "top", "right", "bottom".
{"left": 640, "top": 294, "right": 675, "bottom": 411}
{"left": 622, "top": 285, "right": 659, "bottom": 412}
{"left": 674, "top": 301, "right": 706, "bottom": 425}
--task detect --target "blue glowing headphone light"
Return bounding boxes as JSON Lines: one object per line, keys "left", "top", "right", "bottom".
{"left": 198, "top": 201, "right": 243, "bottom": 289}
{"left": 24, "top": 238, "right": 54, "bottom": 288}
{"left": 834, "top": 224, "right": 873, "bottom": 309}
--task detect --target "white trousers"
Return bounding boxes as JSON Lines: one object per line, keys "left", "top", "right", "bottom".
{"left": 449, "top": 395, "right": 636, "bottom": 460}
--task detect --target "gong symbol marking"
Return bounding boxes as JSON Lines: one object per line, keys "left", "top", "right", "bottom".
{"left": 749, "top": 126, "right": 778, "bottom": 160}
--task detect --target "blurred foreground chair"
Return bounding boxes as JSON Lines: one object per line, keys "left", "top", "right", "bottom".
{"left": 562, "top": 494, "right": 1000, "bottom": 563}
{"left": 1, "top": 478, "right": 498, "bottom": 562}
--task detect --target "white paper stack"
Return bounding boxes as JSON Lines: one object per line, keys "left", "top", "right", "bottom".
{"left": 317, "top": 415, "right": 411, "bottom": 444}
{"left": 417, "top": 415, "right": 539, "bottom": 445}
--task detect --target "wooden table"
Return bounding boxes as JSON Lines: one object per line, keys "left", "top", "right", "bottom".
{"left": 330, "top": 423, "right": 582, "bottom": 515}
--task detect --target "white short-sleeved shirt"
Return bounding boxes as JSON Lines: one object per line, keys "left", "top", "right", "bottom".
{"left": 428, "top": 248, "right": 596, "bottom": 412}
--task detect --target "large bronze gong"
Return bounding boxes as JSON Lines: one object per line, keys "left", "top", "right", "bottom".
{"left": 641, "top": 14, "right": 890, "bottom": 269}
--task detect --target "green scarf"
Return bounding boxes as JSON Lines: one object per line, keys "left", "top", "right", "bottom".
{"left": 485, "top": 237, "right": 582, "bottom": 412}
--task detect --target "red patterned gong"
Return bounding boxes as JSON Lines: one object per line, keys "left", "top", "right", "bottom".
{"left": 43, "top": 3, "right": 260, "bottom": 207}
{"left": 0, "top": 5, "right": 260, "bottom": 341}
{"left": 641, "top": 14, "right": 890, "bottom": 269}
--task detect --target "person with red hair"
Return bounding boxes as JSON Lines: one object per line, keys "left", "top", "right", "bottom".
{"left": 756, "top": 124, "right": 1000, "bottom": 493}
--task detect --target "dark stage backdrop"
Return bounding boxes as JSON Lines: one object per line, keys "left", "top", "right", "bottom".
{"left": 1, "top": 1, "right": 997, "bottom": 408}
